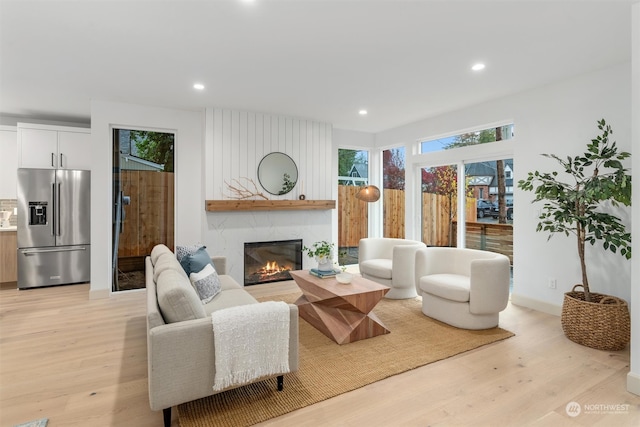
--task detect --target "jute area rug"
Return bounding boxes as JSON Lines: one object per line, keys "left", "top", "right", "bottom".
{"left": 177, "top": 293, "right": 514, "bottom": 427}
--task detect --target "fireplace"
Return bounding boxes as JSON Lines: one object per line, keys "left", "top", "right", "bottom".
{"left": 244, "top": 239, "right": 303, "bottom": 286}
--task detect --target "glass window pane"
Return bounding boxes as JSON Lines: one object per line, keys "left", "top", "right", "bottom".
{"left": 383, "top": 147, "right": 405, "bottom": 238}
{"left": 338, "top": 149, "right": 369, "bottom": 265}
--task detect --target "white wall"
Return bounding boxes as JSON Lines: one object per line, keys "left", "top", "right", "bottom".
{"left": 203, "top": 108, "right": 333, "bottom": 283}
{"left": 89, "top": 100, "right": 202, "bottom": 299}
{"left": 628, "top": 1, "right": 640, "bottom": 397}
{"left": 376, "top": 63, "right": 632, "bottom": 312}
{"left": 0, "top": 126, "right": 17, "bottom": 199}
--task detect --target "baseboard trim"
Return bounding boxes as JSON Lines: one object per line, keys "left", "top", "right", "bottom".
{"left": 89, "top": 288, "right": 110, "bottom": 300}
{"left": 510, "top": 293, "right": 562, "bottom": 317}
{"left": 627, "top": 372, "right": 640, "bottom": 396}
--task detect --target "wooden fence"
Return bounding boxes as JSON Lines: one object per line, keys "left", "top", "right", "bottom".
{"left": 118, "top": 171, "right": 174, "bottom": 263}
{"left": 453, "top": 221, "right": 514, "bottom": 264}
{"left": 338, "top": 185, "right": 512, "bottom": 264}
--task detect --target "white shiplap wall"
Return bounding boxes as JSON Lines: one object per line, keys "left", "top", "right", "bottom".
{"left": 205, "top": 108, "right": 332, "bottom": 200}
{"left": 203, "top": 108, "right": 334, "bottom": 284}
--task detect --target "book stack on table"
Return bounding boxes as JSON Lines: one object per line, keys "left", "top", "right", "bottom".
{"left": 309, "top": 268, "right": 341, "bottom": 279}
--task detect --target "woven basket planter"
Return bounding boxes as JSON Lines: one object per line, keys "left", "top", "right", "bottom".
{"left": 561, "top": 285, "right": 630, "bottom": 351}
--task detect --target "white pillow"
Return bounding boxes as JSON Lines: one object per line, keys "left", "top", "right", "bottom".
{"left": 189, "top": 264, "right": 222, "bottom": 304}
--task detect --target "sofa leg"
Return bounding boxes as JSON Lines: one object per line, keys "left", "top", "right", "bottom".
{"left": 277, "top": 375, "right": 284, "bottom": 391}
{"left": 163, "top": 407, "right": 171, "bottom": 427}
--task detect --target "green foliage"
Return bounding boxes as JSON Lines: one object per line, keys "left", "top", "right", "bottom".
{"left": 131, "top": 131, "right": 175, "bottom": 172}
{"left": 302, "top": 241, "right": 335, "bottom": 259}
{"left": 517, "top": 119, "right": 631, "bottom": 300}
{"left": 279, "top": 173, "right": 295, "bottom": 195}
{"left": 338, "top": 149, "right": 358, "bottom": 177}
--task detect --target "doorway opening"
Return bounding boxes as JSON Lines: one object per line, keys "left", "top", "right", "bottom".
{"left": 112, "top": 129, "right": 175, "bottom": 292}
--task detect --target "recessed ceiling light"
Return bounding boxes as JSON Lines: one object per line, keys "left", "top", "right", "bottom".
{"left": 193, "top": 83, "right": 205, "bottom": 90}
{"left": 359, "top": 110, "right": 368, "bottom": 116}
{"left": 471, "top": 63, "right": 486, "bottom": 71}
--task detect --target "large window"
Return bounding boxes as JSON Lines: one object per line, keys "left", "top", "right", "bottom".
{"left": 421, "top": 124, "right": 514, "bottom": 153}
{"left": 383, "top": 147, "right": 405, "bottom": 238}
{"left": 337, "top": 149, "right": 369, "bottom": 265}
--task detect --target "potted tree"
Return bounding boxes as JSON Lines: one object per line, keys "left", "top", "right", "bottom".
{"left": 518, "top": 119, "right": 631, "bottom": 351}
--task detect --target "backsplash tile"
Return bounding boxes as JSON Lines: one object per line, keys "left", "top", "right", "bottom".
{"left": 0, "top": 199, "right": 17, "bottom": 226}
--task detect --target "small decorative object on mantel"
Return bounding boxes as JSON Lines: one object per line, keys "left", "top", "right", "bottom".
{"left": 225, "top": 177, "right": 268, "bottom": 200}
{"left": 303, "top": 241, "right": 335, "bottom": 272}
{"left": 298, "top": 194, "right": 306, "bottom": 200}
{"left": 518, "top": 118, "right": 631, "bottom": 351}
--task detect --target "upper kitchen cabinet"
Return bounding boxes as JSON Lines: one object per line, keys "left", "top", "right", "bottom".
{"left": 18, "top": 123, "right": 91, "bottom": 170}
{"left": 0, "top": 126, "right": 18, "bottom": 199}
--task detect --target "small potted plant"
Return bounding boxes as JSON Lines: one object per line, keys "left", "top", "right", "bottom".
{"left": 518, "top": 118, "right": 631, "bottom": 351}
{"left": 302, "top": 241, "right": 335, "bottom": 272}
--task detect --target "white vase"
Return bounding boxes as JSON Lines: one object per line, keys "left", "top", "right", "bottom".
{"left": 316, "top": 254, "right": 333, "bottom": 272}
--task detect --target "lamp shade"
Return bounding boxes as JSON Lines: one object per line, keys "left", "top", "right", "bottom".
{"left": 355, "top": 185, "right": 381, "bottom": 202}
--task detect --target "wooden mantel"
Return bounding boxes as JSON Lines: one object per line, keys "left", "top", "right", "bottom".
{"left": 205, "top": 200, "right": 336, "bottom": 212}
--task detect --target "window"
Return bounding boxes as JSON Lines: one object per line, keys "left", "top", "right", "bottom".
{"left": 383, "top": 147, "right": 405, "bottom": 238}
{"left": 421, "top": 124, "right": 514, "bottom": 154}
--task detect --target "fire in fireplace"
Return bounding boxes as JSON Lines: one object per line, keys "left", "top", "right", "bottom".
{"left": 244, "top": 239, "right": 302, "bottom": 286}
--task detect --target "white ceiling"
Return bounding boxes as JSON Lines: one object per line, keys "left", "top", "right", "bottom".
{"left": 0, "top": 0, "right": 635, "bottom": 133}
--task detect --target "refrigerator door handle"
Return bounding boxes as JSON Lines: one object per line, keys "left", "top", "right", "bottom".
{"left": 21, "top": 247, "right": 88, "bottom": 255}
{"left": 57, "top": 182, "right": 62, "bottom": 236}
{"left": 51, "top": 183, "right": 56, "bottom": 236}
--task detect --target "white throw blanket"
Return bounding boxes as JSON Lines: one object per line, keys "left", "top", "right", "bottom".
{"left": 211, "top": 301, "right": 290, "bottom": 391}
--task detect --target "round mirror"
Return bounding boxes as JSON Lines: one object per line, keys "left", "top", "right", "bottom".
{"left": 257, "top": 152, "right": 298, "bottom": 195}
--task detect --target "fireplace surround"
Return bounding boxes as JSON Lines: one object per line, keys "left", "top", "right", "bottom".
{"left": 244, "top": 239, "right": 303, "bottom": 286}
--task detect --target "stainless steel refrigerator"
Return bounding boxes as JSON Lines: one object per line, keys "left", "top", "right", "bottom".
{"left": 17, "top": 168, "right": 91, "bottom": 289}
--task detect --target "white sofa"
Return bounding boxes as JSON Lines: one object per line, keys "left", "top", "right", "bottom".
{"left": 146, "top": 244, "right": 299, "bottom": 427}
{"left": 414, "top": 247, "right": 510, "bottom": 329}
{"left": 359, "top": 238, "right": 426, "bottom": 299}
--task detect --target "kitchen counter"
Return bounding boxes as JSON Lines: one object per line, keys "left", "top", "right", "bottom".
{"left": 0, "top": 229, "right": 17, "bottom": 282}
{"left": 0, "top": 226, "right": 17, "bottom": 232}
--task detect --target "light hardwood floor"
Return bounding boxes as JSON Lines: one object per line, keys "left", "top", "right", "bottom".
{"left": 0, "top": 280, "right": 638, "bottom": 427}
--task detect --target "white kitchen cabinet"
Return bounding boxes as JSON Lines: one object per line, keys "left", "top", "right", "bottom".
{"left": 0, "top": 126, "right": 18, "bottom": 199}
{"left": 58, "top": 130, "right": 92, "bottom": 170}
{"left": 18, "top": 123, "right": 91, "bottom": 170}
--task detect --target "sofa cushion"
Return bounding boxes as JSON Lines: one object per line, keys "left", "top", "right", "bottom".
{"left": 359, "top": 259, "right": 393, "bottom": 280}
{"left": 156, "top": 268, "right": 207, "bottom": 323}
{"left": 153, "top": 252, "right": 188, "bottom": 283}
{"left": 189, "top": 264, "right": 222, "bottom": 304}
{"left": 204, "top": 288, "right": 259, "bottom": 316}
{"left": 150, "top": 244, "right": 173, "bottom": 265}
{"left": 176, "top": 243, "right": 205, "bottom": 262}
{"left": 180, "top": 246, "right": 213, "bottom": 276}
{"left": 420, "top": 274, "right": 470, "bottom": 303}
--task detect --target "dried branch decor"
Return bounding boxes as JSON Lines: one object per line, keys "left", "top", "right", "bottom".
{"left": 225, "top": 178, "right": 269, "bottom": 200}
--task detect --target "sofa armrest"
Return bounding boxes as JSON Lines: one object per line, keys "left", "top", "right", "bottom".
{"left": 148, "top": 303, "right": 299, "bottom": 411}
{"left": 211, "top": 256, "right": 226, "bottom": 274}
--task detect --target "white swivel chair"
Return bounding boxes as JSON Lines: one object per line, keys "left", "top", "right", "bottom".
{"left": 414, "top": 247, "right": 510, "bottom": 329}
{"left": 358, "top": 238, "right": 426, "bottom": 299}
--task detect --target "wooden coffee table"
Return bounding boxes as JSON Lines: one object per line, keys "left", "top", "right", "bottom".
{"left": 289, "top": 270, "right": 390, "bottom": 345}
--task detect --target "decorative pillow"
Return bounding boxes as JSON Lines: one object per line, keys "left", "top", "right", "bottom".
{"left": 180, "top": 246, "right": 213, "bottom": 276}
{"left": 176, "top": 243, "right": 206, "bottom": 262}
{"left": 189, "top": 264, "right": 222, "bottom": 304}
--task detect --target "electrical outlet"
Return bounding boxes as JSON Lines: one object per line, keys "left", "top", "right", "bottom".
{"left": 548, "top": 278, "right": 557, "bottom": 289}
